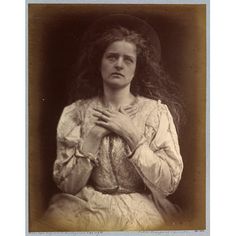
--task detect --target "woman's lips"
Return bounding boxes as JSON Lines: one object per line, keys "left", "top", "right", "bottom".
{"left": 111, "top": 72, "right": 124, "bottom": 77}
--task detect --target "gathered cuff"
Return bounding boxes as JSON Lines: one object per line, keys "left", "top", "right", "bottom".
{"left": 75, "top": 145, "right": 99, "bottom": 166}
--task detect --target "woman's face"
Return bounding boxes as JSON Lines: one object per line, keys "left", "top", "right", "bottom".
{"left": 101, "top": 40, "right": 137, "bottom": 90}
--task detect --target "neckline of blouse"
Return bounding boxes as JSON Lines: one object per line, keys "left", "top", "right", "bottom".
{"left": 96, "top": 95, "right": 140, "bottom": 110}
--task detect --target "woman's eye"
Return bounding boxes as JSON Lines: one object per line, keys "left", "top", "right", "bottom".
{"left": 125, "top": 58, "right": 133, "bottom": 63}
{"left": 107, "top": 55, "right": 116, "bottom": 61}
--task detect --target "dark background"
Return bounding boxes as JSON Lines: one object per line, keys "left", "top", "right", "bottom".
{"left": 29, "top": 4, "right": 206, "bottom": 231}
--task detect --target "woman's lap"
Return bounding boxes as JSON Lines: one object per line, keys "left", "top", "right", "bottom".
{"left": 43, "top": 186, "right": 164, "bottom": 231}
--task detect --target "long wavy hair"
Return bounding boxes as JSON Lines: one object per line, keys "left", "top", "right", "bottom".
{"left": 69, "top": 26, "right": 184, "bottom": 134}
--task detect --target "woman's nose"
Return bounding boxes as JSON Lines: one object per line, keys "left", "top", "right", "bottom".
{"left": 114, "top": 58, "right": 123, "bottom": 70}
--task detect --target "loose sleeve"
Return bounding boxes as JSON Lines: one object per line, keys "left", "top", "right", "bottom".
{"left": 129, "top": 102, "right": 183, "bottom": 197}
{"left": 53, "top": 103, "right": 94, "bottom": 195}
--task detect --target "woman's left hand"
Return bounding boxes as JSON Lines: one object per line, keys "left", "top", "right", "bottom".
{"left": 92, "top": 107, "right": 142, "bottom": 151}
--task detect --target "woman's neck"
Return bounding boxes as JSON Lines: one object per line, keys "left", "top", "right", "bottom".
{"left": 102, "top": 85, "right": 135, "bottom": 109}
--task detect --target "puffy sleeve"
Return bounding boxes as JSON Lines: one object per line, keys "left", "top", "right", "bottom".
{"left": 129, "top": 101, "right": 183, "bottom": 197}
{"left": 53, "top": 102, "right": 95, "bottom": 195}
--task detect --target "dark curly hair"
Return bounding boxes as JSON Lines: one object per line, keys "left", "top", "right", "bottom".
{"left": 69, "top": 26, "right": 184, "bottom": 134}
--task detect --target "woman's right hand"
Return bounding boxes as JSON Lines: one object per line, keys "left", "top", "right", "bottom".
{"left": 91, "top": 105, "right": 138, "bottom": 138}
{"left": 81, "top": 105, "right": 138, "bottom": 155}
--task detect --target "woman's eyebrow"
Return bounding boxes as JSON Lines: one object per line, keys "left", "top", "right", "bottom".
{"left": 106, "top": 52, "right": 118, "bottom": 55}
{"left": 106, "top": 51, "right": 136, "bottom": 59}
{"left": 124, "top": 55, "right": 136, "bottom": 60}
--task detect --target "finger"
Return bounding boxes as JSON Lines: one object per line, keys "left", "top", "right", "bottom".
{"left": 92, "top": 112, "right": 110, "bottom": 122}
{"left": 126, "top": 110, "right": 138, "bottom": 115}
{"left": 128, "top": 111, "right": 136, "bottom": 118}
{"left": 129, "top": 113, "right": 135, "bottom": 119}
{"left": 95, "top": 120, "right": 111, "bottom": 129}
{"left": 124, "top": 106, "right": 138, "bottom": 116}
{"left": 127, "top": 107, "right": 138, "bottom": 115}
{"left": 119, "top": 107, "right": 127, "bottom": 114}
{"left": 127, "top": 106, "right": 138, "bottom": 113}
{"left": 93, "top": 108, "right": 112, "bottom": 117}
{"left": 123, "top": 105, "right": 133, "bottom": 111}
{"left": 92, "top": 110, "right": 105, "bottom": 116}
{"left": 125, "top": 106, "right": 138, "bottom": 112}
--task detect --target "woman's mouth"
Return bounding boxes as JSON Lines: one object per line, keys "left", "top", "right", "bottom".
{"left": 111, "top": 72, "right": 124, "bottom": 77}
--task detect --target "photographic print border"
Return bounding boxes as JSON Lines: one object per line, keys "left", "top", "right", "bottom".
{"left": 26, "top": 0, "right": 210, "bottom": 235}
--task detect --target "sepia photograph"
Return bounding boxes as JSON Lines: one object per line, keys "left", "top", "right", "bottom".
{"left": 27, "top": 1, "right": 208, "bottom": 234}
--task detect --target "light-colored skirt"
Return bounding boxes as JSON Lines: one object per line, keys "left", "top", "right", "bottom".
{"left": 43, "top": 186, "right": 164, "bottom": 231}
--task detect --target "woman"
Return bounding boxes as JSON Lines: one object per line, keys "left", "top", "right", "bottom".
{"left": 44, "top": 14, "right": 184, "bottom": 231}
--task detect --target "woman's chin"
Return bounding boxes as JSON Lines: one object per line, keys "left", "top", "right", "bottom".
{"left": 104, "top": 81, "right": 131, "bottom": 90}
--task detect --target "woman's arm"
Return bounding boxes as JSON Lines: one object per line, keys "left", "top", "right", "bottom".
{"left": 53, "top": 103, "right": 107, "bottom": 195}
{"left": 93, "top": 102, "right": 183, "bottom": 196}
{"left": 128, "top": 103, "right": 183, "bottom": 196}
{"left": 82, "top": 125, "right": 110, "bottom": 155}
{"left": 127, "top": 103, "right": 183, "bottom": 223}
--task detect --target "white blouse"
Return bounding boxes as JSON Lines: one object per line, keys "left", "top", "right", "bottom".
{"left": 45, "top": 96, "right": 183, "bottom": 231}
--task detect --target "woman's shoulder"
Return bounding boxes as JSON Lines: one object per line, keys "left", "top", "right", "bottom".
{"left": 60, "top": 97, "right": 97, "bottom": 123}
{"left": 63, "top": 97, "right": 98, "bottom": 113}
{"left": 137, "top": 96, "right": 171, "bottom": 128}
{"left": 137, "top": 96, "right": 167, "bottom": 112}
{"left": 57, "top": 97, "right": 98, "bottom": 137}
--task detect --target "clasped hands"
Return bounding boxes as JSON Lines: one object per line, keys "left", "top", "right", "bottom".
{"left": 91, "top": 106, "right": 142, "bottom": 151}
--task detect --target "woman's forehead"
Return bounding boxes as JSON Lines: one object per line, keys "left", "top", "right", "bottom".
{"left": 105, "top": 40, "right": 137, "bottom": 56}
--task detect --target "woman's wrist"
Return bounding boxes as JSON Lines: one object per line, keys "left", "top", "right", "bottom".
{"left": 126, "top": 135, "right": 146, "bottom": 159}
{"left": 125, "top": 130, "right": 142, "bottom": 152}
{"left": 90, "top": 126, "right": 109, "bottom": 139}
